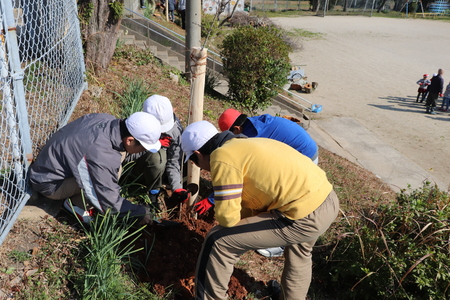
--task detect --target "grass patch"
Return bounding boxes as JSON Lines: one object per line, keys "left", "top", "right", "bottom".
{"left": 287, "top": 28, "right": 325, "bottom": 39}
{"left": 114, "top": 77, "right": 153, "bottom": 118}
{"left": 76, "top": 210, "right": 146, "bottom": 300}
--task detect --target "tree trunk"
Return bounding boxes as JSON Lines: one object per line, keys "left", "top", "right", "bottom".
{"left": 393, "top": 0, "right": 403, "bottom": 11}
{"left": 343, "top": 0, "right": 348, "bottom": 12}
{"left": 311, "top": 0, "right": 320, "bottom": 11}
{"left": 78, "top": 0, "right": 124, "bottom": 73}
{"left": 377, "top": 0, "right": 387, "bottom": 12}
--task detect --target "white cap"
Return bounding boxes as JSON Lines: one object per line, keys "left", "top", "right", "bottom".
{"left": 181, "top": 120, "right": 218, "bottom": 162}
{"left": 142, "top": 95, "right": 175, "bottom": 132}
{"left": 125, "top": 112, "right": 162, "bottom": 153}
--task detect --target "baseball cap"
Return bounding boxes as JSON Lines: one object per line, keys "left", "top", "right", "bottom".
{"left": 125, "top": 112, "right": 161, "bottom": 153}
{"left": 423, "top": 74, "right": 428, "bottom": 77}
{"left": 181, "top": 120, "right": 218, "bottom": 162}
{"left": 218, "top": 108, "right": 242, "bottom": 131}
{"left": 142, "top": 95, "right": 175, "bottom": 132}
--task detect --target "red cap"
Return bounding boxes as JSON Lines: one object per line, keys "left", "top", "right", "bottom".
{"left": 423, "top": 74, "right": 429, "bottom": 77}
{"left": 218, "top": 109, "right": 241, "bottom": 131}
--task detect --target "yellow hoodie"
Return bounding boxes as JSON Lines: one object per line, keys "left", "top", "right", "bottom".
{"left": 211, "top": 137, "right": 333, "bottom": 227}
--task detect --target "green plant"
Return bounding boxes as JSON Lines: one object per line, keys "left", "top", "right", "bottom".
{"left": 220, "top": 25, "right": 292, "bottom": 113}
{"left": 201, "top": 13, "right": 222, "bottom": 39}
{"left": 114, "top": 77, "right": 153, "bottom": 118}
{"left": 287, "top": 28, "right": 324, "bottom": 39}
{"left": 78, "top": 1, "right": 94, "bottom": 25}
{"left": 8, "top": 250, "right": 30, "bottom": 263}
{"left": 109, "top": 1, "right": 124, "bottom": 21}
{"left": 312, "top": 182, "right": 450, "bottom": 299}
{"left": 78, "top": 210, "right": 146, "bottom": 300}
{"left": 113, "top": 45, "right": 157, "bottom": 66}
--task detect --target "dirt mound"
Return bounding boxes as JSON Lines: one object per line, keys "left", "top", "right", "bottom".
{"left": 135, "top": 203, "right": 258, "bottom": 299}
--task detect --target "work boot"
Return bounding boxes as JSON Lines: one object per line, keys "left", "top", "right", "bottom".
{"left": 268, "top": 280, "right": 281, "bottom": 300}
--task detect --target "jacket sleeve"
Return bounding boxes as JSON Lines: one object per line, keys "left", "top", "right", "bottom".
{"left": 79, "top": 150, "right": 147, "bottom": 220}
{"left": 165, "top": 118, "right": 184, "bottom": 190}
{"left": 211, "top": 161, "right": 244, "bottom": 227}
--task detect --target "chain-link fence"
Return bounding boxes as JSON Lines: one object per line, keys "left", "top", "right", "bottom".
{"left": 0, "top": 0, "right": 87, "bottom": 245}
{"left": 249, "top": 0, "right": 403, "bottom": 14}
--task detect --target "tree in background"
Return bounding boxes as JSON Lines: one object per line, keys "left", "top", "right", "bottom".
{"left": 78, "top": 0, "right": 124, "bottom": 73}
{"left": 220, "top": 25, "right": 292, "bottom": 113}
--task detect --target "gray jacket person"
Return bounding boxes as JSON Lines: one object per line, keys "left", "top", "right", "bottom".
{"left": 29, "top": 112, "right": 161, "bottom": 225}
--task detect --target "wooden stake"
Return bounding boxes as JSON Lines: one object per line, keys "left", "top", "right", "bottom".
{"left": 187, "top": 47, "right": 208, "bottom": 207}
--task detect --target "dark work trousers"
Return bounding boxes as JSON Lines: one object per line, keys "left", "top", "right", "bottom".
{"left": 120, "top": 149, "right": 167, "bottom": 195}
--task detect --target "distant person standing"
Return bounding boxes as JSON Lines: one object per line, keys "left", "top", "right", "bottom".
{"left": 425, "top": 69, "right": 444, "bottom": 115}
{"left": 177, "top": 0, "right": 186, "bottom": 29}
{"left": 168, "top": 0, "right": 176, "bottom": 22}
{"left": 439, "top": 81, "right": 450, "bottom": 112}
{"left": 416, "top": 74, "right": 431, "bottom": 103}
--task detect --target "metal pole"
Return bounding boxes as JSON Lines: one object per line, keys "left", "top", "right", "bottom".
{"left": 0, "top": 0, "right": 32, "bottom": 178}
{"left": 185, "top": 0, "right": 202, "bottom": 78}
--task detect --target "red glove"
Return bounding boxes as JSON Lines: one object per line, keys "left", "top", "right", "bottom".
{"left": 159, "top": 136, "right": 172, "bottom": 148}
{"left": 439, "top": 93, "right": 444, "bottom": 97}
{"left": 173, "top": 188, "right": 189, "bottom": 203}
{"left": 194, "top": 197, "right": 214, "bottom": 215}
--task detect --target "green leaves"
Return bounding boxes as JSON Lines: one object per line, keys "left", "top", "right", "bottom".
{"left": 313, "top": 182, "right": 450, "bottom": 299}
{"left": 220, "top": 25, "right": 292, "bottom": 113}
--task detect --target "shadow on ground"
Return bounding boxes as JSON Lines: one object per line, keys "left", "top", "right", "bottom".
{"left": 374, "top": 95, "right": 450, "bottom": 120}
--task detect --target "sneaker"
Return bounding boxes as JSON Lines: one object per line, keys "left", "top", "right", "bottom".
{"left": 430, "top": 111, "right": 437, "bottom": 115}
{"left": 140, "top": 5, "right": 147, "bottom": 9}
{"left": 267, "top": 280, "right": 281, "bottom": 300}
{"left": 256, "top": 247, "right": 284, "bottom": 258}
{"left": 63, "top": 199, "right": 94, "bottom": 224}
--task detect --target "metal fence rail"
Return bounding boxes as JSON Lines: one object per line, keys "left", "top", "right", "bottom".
{"left": 0, "top": 0, "right": 86, "bottom": 246}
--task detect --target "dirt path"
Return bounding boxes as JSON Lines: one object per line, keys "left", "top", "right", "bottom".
{"left": 272, "top": 16, "right": 450, "bottom": 190}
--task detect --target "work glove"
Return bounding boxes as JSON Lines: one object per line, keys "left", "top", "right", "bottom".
{"left": 173, "top": 188, "right": 189, "bottom": 203}
{"left": 159, "top": 135, "right": 172, "bottom": 148}
{"left": 194, "top": 195, "right": 214, "bottom": 215}
{"left": 139, "top": 206, "right": 153, "bottom": 226}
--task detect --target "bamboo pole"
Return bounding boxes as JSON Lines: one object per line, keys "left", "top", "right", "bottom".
{"left": 187, "top": 47, "right": 208, "bottom": 206}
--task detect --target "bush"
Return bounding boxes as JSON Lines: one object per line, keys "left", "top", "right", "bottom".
{"left": 313, "top": 183, "right": 450, "bottom": 299}
{"left": 201, "top": 13, "right": 221, "bottom": 39}
{"left": 220, "top": 25, "right": 292, "bottom": 113}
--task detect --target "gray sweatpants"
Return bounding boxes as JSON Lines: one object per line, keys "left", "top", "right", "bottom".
{"left": 194, "top": 190, "right": 339, "bottom": 300}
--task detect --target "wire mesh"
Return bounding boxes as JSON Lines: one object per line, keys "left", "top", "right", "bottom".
{"left": 0, "top": 0, "right": 87, "bottom": 245}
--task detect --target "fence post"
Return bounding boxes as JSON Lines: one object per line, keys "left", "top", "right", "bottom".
{"left": 0, "top": 0, "right": 32, "bottom": 180}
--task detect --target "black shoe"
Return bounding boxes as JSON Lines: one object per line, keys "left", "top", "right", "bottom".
{"left": 268, "top": 280, "right": 281, "bottom": 300}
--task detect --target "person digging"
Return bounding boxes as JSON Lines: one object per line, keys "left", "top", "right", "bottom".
{"left": 181, "top": 120, "right": 339, "bottom": 300}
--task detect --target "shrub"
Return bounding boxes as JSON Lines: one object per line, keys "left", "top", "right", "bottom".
{"left": 201, "top": 13, "right": 221, "bottom": 39}
{"left": 313, "top": 182, "right": 450, "bottom": 299}
{"left": 220, "top": 25, "right": 292, "bottom": 113}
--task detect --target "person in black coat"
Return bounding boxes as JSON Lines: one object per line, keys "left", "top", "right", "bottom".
{"left": 425, "top": 69, "right": 444, "bottom": 114}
